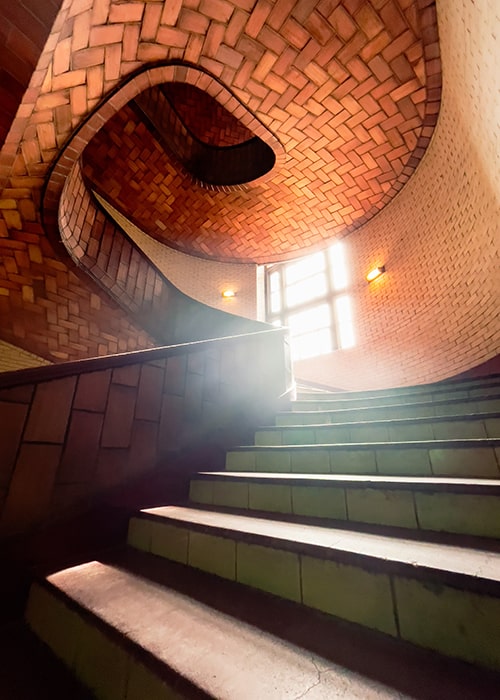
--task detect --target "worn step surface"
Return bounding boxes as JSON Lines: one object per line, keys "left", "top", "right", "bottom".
{"left": 26, "top": 557, "right": 413, "bottom": 700}
{"left": 225, "top": 439, "right": 500, "bottom": 478}
{"left": 256, "top": 412, "right": 500, "bottom": 445}
{"left": 189, "top": 471, "right": 500, "bottom": 539}
{"left": 128, "top": 506, "right": 500, "bottom": 671}
{"left": 26, "top": 548, "right": 500, "bottom": 700}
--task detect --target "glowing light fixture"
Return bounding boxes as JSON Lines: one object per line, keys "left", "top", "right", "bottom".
{"left": 366, "top": 266, "right": 385, "bottom": 282}
{"left": 222, "top": 289, "right": 236, "bottom": 299}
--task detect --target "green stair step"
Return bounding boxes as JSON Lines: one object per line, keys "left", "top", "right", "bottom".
{"left": 128, "top": 506, "right": 500, "bottom": 671}
{"left": 295, "top": 375, "right": 500, "bottom": 403}
{"left": 189, "top": 471, "right": 500, "bottom": 539}
{"left": 277, "top": 395, "right": 500, "bottom": 425}
{"left": 26, "top": 551, "right": 500, "bottom": 700}
{"left": 225, "top": 439, "right": 500, "bottom": 478}
{"left": 27, "top": 559, "right": 397, "bottom": 699}
{"left": 256, "top": 412, "right": 500, "bottom": 445}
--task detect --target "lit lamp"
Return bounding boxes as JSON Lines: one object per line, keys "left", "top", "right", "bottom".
{"left": 222, "top": 289, "right": 236, "bottom": 299}
{"left": 366, "top": 266, "right": 385, "bottom": 282}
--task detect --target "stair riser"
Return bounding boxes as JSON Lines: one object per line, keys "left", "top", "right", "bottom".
{"left": 25, "top": 584, "right": 180, "bottom": 700}
{"left": 278, "top": 398, "right": 500, "bottom": 425}
{"left": 190, "top": 480, "right": 500, "bottom": 539}
{"left": 128, "top": 517, "right": 500, "bottom": 671}
{"left": 292, "top": 385, "right": 500, "bottom": 411}
{"left": 256, "top": 416, "right": 500, "bottom": 445}
{"left": 226, "top": 445, "right": 500, "bottom": 478}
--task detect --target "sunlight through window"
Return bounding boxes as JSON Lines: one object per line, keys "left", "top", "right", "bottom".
{"left": 266, "top": 243, "right": 354, "bottom": 360}
{"left": 335, "top": 295, "right": 355, "bottom": 349}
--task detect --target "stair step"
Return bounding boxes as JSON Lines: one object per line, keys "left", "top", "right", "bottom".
{"left": 26, "top": 559, "right": 414, "bottom": 700}
{"left": 278, "top": 395, "right": 500, "bottom": 425}
{"left": 189, "top": 471, "right": 500, "bottom": 539}
{"left": 256, "top": 412, "right": 500, "bottom": 445}
{"left": 295, "top": 375, "right": 500, "bottom": 402}
{"left": 128, "top": 506, "right": 500, "bottom": 671}
{"left": 226, "top": 439, "right": 500, "bottom": 478}
{"left": 26, "top": 550, "right": 500, "bottom": 700}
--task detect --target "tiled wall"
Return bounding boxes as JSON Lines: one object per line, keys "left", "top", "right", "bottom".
{"left": 295, "top": 0, "right": 500, "bottom": 390}
{"left": 0, "top": 328, "right": 291, "bottom": 538}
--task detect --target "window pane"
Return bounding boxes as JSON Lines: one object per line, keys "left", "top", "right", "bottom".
{"left": 329, "top": 242, "right": 349, "bottom": 291}
{"left": 285, "top": 252, "right": 325, "bottom": 285}
{"left": 285, "top": 274, "right": 327, "bottom": 307}
{"left": 270, "top": 289, "right": 281, "bottom": 313}
{"left": 269, "top": 271, "right": 281, "bottom": 293}
{"left": 288, "top": 303, "right": 330, "bottom": 335}
{"left": 292, "top": 328, "right": 332, "bottom": 360}
{"left": 335, "top": 295, "right": 355, "bottom": 348}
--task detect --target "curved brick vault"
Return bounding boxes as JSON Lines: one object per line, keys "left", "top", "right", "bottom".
{"left": 8, "top": 0, "right": 440, "bottom": 264}
{"left": 76, "top": 1, "right": 441, "bottom": 263}
{"left": 0, "top": 0, "right": 443, "bottom": 361}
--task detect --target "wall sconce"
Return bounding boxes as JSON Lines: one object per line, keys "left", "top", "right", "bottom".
{"left": 366, "top": 266, "right": 385, "bottom": 282}
{"left": 222, "top": 289, "right": 236, "bottom": 299}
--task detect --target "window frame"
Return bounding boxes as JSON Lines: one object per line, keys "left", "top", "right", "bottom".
{"left": 265, "top": 244, "right": 353, "bottom": 360}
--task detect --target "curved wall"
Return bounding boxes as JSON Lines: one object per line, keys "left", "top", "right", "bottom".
{"left": 296, "top": 0, "right": 500, "bottom": 390}
{"left": 94, "top": 194, "right": 259, "bottom": 321}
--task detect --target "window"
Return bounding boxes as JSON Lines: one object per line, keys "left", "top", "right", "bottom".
{"left": 265, "top": 243, "right": 354, "bottom": 360}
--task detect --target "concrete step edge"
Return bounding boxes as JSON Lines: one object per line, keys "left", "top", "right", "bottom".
{"left": 295, "top": 375, "right": 500, "bottom": 401}
{"left": 279, "top": 395, "right": 500, "bottom": 418}
{"left": 193, "top": 471, "right": 500, "bottom": 493}
{"left": 25, "top": 552, "right": 500, "bottom": 697}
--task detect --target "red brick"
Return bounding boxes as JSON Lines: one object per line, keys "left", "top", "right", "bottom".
{"left": 109, "top": 2, "right": 144, "bottom": 24}
{"left": 160, "top": 0, "right": 183, "bottom": 26}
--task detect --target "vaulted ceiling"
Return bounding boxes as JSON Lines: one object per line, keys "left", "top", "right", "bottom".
{"left": 78, "top": 0, "right": 441, "bottom": 263}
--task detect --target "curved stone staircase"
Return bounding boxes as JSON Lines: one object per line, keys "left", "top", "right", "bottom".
{"left": 26, "top": 375, "right": 500, "bottom": 698}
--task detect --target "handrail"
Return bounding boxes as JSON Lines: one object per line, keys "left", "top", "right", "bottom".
{"left": 0, "top": 327, "right": 289, "bottom": 389}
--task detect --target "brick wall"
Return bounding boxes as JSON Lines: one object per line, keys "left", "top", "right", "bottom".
{"left": 0, "top": 329, "right": 292, "bottom": 538}
{"left": 162, "top": 82, "right": 254, "bottom": 146}
{"left": 0, "top": 0, "right": 62, "bottom": 147}
{"left": 0, "top": 0, "right": 495, "bottom": 389}
{"left": 295, "top": 0, "right": 500, "bottom": 390}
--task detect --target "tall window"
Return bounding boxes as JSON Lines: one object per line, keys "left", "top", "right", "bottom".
{"left": 266, "top": 243, "right": 354, "bottom": 361}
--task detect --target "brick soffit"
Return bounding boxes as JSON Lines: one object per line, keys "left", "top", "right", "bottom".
{"left": 1, "top": 0, "right": 441, "bottom": 264}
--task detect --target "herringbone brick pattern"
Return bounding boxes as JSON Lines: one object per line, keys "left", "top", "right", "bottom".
{"left": 0, "top": 0, "right": 441, "bottom": 360}
{"left": 161, "top": 82, "right": 254, "bottom": 146}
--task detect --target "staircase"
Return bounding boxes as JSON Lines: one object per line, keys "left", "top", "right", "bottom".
{"left": 25, "top": 375, "right": 500, "bottom": 698}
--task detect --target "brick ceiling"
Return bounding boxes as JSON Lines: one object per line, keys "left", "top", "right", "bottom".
{"left": 79, "top": 0, "right": 441, "bottom": 263}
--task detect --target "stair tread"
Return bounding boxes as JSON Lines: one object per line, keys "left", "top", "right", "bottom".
{"left": 43, "top": 560, "right": 405, "bottom": 699}
{"left": 295, "top": 379, "right": 500, "bottom": 399}
{"left": 196, "top": 471, "right": 500, "bottom": 490}
{"left": 296, "top": 376, "right": 500, "bottom": 400}
{"left": 285, "top": 394, "right": 500, "bottom": 412}
{"left": 231, "top": 438, "right": 500, "bottom": 449}
{"left": 140, "top": 506, "right": 500, "bottom": 584}
{"left": 259, "top": 411, "right": 500, "bottom": 429}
